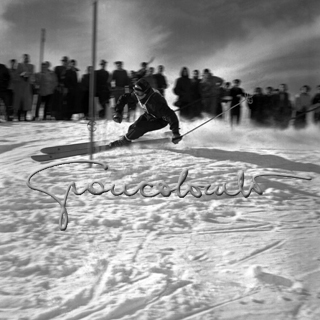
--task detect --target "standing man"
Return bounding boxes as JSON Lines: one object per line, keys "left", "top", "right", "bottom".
{"left": 96, "top": 59, "right": 110, "bottom": 119}
{"left": 136, "top": 62, "right": 148, "bottom": 80}
{"left": 8, "top": 59, "right": 18, "bottom": 120}
{"left": 154, "top": 65, "right": 168, "bottom": 97}
{"left": 311, "top": 85, "right": 320, "bottom": 124}
{"left": 111, "top": 61, "right": 130, "bottom": 103}
{"left": 34, "top": 62, "right": 58, "bottom": 120}
{"left": 200, "top": 69, "right": 223, "bottom": 117}
{"left": 64, "top": 59, "right": 79, "bottom": 120}
{"left": 190, "top": 69, "right": 202, "bottom": 118}
{"left": 144, "top": 67, "right": 157, "bottom": 89}
{"left": 54, "top": 56, "right": 69, "bottom": 120}
{"left": 229, "top": 79, "right": 245, "bottom": 126}
{"left": 13, "top": 54, "right": 35, "bottom": 121}
{"left": 0, "top": 63, "right": 11, "bottom": 121}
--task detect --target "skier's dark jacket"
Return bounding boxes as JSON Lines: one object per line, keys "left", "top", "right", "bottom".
{"left": 114, "top": 89, "right": 180, "bottom": 134}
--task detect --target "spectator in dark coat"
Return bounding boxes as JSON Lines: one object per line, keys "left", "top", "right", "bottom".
{"left": 53, "top": 56, "right": 69, "bottom": 120}
{"left": 311, "top": 85, "right": 320, "bottom": 124}
{"left": 154, "top": 65, "right": 168, "bottom": 97}
{"left": 190, "top": 69, "right": 202, "bottom": 118}
{"left": 136, "top": 62, "right": 148, "bottom": 80}
{"left": 263, "top": 86, "right": 275, "bottom": 126}
{"left": 64, "top": 59, "right": 79, "bottom": 120}
{"left": 221, "top": 82, "right": 232, "bottom": 111}
{"left": 274, "top": 84, "right": 292, "bottom": 129}
{"left": 13, "top": 54, "right": 35, "bottom": 121}
{"left": 144, "top": 67, "right": 157, "bottom": 89}
{"left": 293, "top": 85, "right": 311, "bottom": 129}
{"left": 96, "top": 59, "right": 111, "bottom": 119}
{"left": 229, "top": 79, "right": 245, "bottom": 126}
{"left": 200, "top": 69, "right": 223, "bottom": 117}
{"left": 111, "top": 61, "right": 130, "bottom": 103}
{"left": 173, "top": 67, "right": 192, "bottom": 119}
{"left": 34, "top": 62, "right": 58, "bottom": 120}
{"left": 0, "top": 63, "right": 11, "bottom": 121}
{"left": 248, "top": 87, "right": 265, "bottom": 125}
{"left": 7, "top": 59, "right": 18, "bottom": 118}
{"left": 80, "top": 66, "right": 91, "bottom": 119}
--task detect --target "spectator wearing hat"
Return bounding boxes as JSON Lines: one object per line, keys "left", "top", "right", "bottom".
{"left": 229, "top": 79, "right": 245, "bottom": 126}
{"left": 311, "top": 85, "right": 320, "bottom": 124}
{"left": 248, "top": 87, "right": 265, "bottom": 125}
{"left": 7, "top": 59, "right": 18, "bottom": 116}
{"left": 54, "top": 56, "right": 69, "bottom": 87}
{"left": 272, "top": 84, "right": 292, "bottom": 129}
{"left": 111, "top": 61, "right": 130, "bottom": 103}
{"left": 95, "top": 59, "right": 111, "bottom": 119}
{"left": 136, "top": 62, "right": 148, "bottom": 80}
{"left": 190, "top": 69, "right": 202, "bottom": 118}
{"left": 262, "top": 86, "right": 275, "bottom": 126}
{"left": 293, "top": 85, "right": 311, "bottom": 129}
{"left": 34, "top": 62, "right": 58, "bottom": 120}
{"left": 64, "top": 59, "right": 80, "bottom": 120}
{"left": 173, "top": 67, "right": 192, "bottom": 119}
{"left": 200, "top": 69, "right": 223, "bottom": 118}
{"left": 80, "top": 66, "right": 92, "bottom": 119}
{"left": 0, "top": 63, "right": 11, "bottom": 121}
{"left": 154, "top": 65, "right": 168, "bottom": 97}
{"left": 12, "top": 54, "right": 35, "bottom": 121}
{"left": 144, "top": 67, "right": 157, "bottom": 89}
{"left": 53, "top": 56, "right": 69, "bottom": 120}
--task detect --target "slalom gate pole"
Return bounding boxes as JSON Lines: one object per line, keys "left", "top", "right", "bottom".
{"left": 39, "top": 28, "right": 46, "bottom": 71}
{"left": 178, "top": 94, "right": 252, "bottom": 139}
{"left": 89, "top": 1, "right": 98, "bottom": 167}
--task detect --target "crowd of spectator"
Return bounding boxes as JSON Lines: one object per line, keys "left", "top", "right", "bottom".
{"left": 172, "top": 67, "right": 320, "bottom": 130}
{"left": 0, "top": 54, "right": 168, "bottom": 122}
{"left": 0, "top": 54, "right": 320, "bottom": 130}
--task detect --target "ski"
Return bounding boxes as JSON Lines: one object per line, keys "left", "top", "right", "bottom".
{"left": 31, "top": 137, "right": 170, "bottom": 162}
{"left": 40, "top": 140, "right": 107, "bottom": 154}
{"left": 40, "top": 131, "right": 172, "bottom": 154}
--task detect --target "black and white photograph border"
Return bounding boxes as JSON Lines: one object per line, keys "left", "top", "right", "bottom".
{"left": 0, "top": 1, "right": 320, "bottom": 319}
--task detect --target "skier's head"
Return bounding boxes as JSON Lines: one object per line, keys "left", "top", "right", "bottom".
{"left": 133, "top": 78, "right": 151, "bottom": 98}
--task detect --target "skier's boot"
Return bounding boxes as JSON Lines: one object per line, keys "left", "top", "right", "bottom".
{"left": 108, "top": 135, "right": 132, "bottom": 148}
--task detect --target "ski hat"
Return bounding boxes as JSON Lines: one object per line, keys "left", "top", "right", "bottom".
{"left": 133, "top": 78, "right": 151, "bottom": 94}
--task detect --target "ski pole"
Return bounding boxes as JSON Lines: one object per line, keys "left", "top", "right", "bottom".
{"left": 177, "top": 94, "right": 252, "bottom": 140}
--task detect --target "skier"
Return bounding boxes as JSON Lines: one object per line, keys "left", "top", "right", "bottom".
{"left": 109, "top": 78, "right": 182, "bottom": 147}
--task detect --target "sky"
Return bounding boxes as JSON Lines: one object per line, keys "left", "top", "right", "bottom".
{"left": 1, "top": 0, "right": 320, "bottom": 97}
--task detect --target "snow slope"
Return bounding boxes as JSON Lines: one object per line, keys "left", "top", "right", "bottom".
{"left": 0, "top": 116, "right": 320, "bottom": 320}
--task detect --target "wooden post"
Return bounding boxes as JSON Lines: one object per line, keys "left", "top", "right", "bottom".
{"left": 39, "top": 28, "right": 46, "bottom": 71}
{"left": 89, "top": 1, "right": 98, "bottom": 165}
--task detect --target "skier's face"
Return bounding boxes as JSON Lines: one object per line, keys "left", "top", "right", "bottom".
{"left": 134, "top": 90, "right": 146, "bottom": 99}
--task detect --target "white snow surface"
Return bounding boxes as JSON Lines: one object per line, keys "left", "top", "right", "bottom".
{"left": 1, "top": 116, "right": 320, "bottom": 320}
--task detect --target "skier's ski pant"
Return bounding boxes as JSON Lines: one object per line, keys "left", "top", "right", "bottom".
{"left": 126, "top": 113, "right": 167, "bottom": 140}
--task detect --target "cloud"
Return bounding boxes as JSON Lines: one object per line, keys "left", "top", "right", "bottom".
{"left": 0, "top": 0, "right": 319, "bottom": 97}
{"left": 191, "top": 12, "right": 320, "bottom": 94}
{"left": 95, "top": 0, "right": 172, "bottom": 71}
{"left": 0, "top": 0, "right": 92, "bottom": 68}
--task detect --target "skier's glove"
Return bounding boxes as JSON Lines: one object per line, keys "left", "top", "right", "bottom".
{"left": 113, "top": 112, "right": 123, "bottom": 123}
{"left": 172, "top": 133, "right": 182, "bottom": 144}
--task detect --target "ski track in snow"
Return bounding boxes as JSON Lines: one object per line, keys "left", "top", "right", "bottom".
{"left": 0, "top": 118, "right": 320, "bottom": 320}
